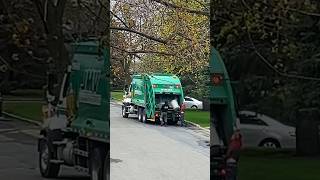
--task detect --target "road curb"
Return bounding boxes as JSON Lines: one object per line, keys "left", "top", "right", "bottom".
{"left": 2, "top": 112, "right": 42, "bottom": 126}
{"left": 184, "top": 120, "right": 210, "bottom": 133}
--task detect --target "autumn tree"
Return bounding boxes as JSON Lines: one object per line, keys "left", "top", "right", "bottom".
{"left": 111, "top": 0, "right": 210, "bottom": 99}
{"left": 0, "top": 0, "right": 47, "bottom": 93}
{"left": 211, "top": 0, "right": 320, "bottom": 153}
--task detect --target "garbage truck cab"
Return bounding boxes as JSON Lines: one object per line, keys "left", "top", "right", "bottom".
{"left": 38, "top": 40, "right": 110, "bottom": 180}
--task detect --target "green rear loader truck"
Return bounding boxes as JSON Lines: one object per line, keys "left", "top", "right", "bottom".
{"left": 122, "top": 73, "right": 185, "bottom": 125}
{"left": 210, "top": 48, "right": 238, "bottom": 180}
{"left": 38, "top": 40, "right": 109, "bottom": 180}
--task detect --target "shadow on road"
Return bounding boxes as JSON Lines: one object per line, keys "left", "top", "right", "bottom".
{"left": 57, "top": 175, "right": 90, "bottom": 180}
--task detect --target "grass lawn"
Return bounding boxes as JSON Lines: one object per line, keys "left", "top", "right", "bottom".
{"left": 111, "top": 91, "right": 123, "bottom": 101}
{"left": 5, "top": 89, "right": 43, "bottom": 98}
{"left": 3, "top": 102, "right": 43, "bottom": 122}
{"left": 238, "top": 149, "right": 320, "bottom": 180}
{"left": 184, "top": 109, "right": 209, "bottom": 127}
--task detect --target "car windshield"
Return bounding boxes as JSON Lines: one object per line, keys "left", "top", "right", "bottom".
{"left": 260, "top": 114, "right": 294, "bottom": 127}
{"left": 240, "top": 111, "right": 293, "bottom": 127}
{"left": 239, "top": 114, "right": 268, "bottom": 126}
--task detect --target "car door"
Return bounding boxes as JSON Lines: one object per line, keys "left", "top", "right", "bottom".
{"left": 184, "top": 97, "right": 193, "bottom": 108}
{"left": 239, "top": 114, "right": 269, "bottom": 147}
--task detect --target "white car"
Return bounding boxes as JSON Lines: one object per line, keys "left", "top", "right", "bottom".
{"left": 184, "top": 96, "right": 203, "bottom": 109}
{"left": 239, "top": 111, "right": 296, "bottom": 149}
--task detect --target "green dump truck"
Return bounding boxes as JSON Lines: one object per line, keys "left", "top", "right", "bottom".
{"left": 122, "top": 73, "right": 184, "bottom": 125}
{"left": 210, "top": 48, "right": 238, "bottom": 180}
{"left": 38, "top": 40, "right": 109, "bottom": 180}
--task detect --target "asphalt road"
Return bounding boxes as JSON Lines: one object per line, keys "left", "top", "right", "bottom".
{"left": 110, "top": 103, "right": 210, "bottom": 180}
{"left": 0, "top": 117, "right": 87, "bottom": 180}
{"left": 0, "top": 102, "right": 210, "bottom": 180}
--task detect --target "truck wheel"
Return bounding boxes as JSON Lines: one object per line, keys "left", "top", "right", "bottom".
{"left": 103, "top": 152, "right": 110, "bottom": 180}
{"left": 39, "top": 138, "right": 60, "bottom": 178}
{"left": 138, "top": 107, "right": 142, "bottom": 122}
{"left": 122, "top": 106, "right": 129, "bottom": 118}
{"left": 90, "top": 148, "right": 104, "bottom": 180}
{"left": 142, "top": 109, "right": 148, "bottom": 123}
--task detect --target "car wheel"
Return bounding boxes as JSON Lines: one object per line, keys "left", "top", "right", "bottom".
{"left": 260, "top": 139, "right": 280, "bottom": 149}
{"left": 191, "top": 105, "right": 198, "bottom": 109}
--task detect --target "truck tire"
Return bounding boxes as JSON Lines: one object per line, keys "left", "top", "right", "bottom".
{"left": 122, "top": 106, "right": 129, "bottom": 118}
{"left": 103, "top": 152, "right": 110, "bottom": 180}
{"left": 39, "top": 138, "right": 60, "bottom": 178}
{"left": 138, "top": 107, "right": 142, "bottom": 122}
{"left": 142, "top": 108, "right": 148, "bottom": 123}
{"left": 90, "top": 148, "right": 104, "bottom": 180}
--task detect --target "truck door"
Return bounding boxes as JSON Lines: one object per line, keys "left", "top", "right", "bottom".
{"left": 70, "top": 44, "right": 109, "bottom": 133}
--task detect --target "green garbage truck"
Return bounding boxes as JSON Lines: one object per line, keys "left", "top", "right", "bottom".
{"left": 38, "top": 40, "right": 109, "bottom": 180}
{"left": 122, "top": 73, "right": 184, "bottom": 125}
{"left": 210, "top": 48, "right": 238, "bottom": 180}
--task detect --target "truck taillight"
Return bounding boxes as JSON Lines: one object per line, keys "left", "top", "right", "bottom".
{"left": 152, "top": 84, "right": 157, "bottom": 88}
{"left": 176, "top": 84, "right": 181, "bottom": 88}
{"left": 212, "top": 74, "right": 223, "bottom": 85}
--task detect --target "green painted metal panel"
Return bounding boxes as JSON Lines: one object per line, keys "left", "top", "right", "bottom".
{"left": 210, "top": 48, "right": 236, "bottom": 145}
{"left": 131, "top": 75, "right": 145, "bottom": 107}
{"left": 144, "top": 75, "right": 155, "bottom": 118}
{"left": 69, "top": 40, "right": 109, "bottom": 139}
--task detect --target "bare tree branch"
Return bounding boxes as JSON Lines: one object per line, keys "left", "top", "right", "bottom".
{"left": 0, "top": 55, "right": 45, "bottom": 79}
{"left": 110, "top": 11, "right": 130, "bottom": 28}
{"left": 245, "top": 20, "right": 320, "bottom": 81}
{"left": 128, "top": 50, "right": 174, "bottom": 56}
{"left": 80, "top": 1, "right": 168, "bottom": 44}
{"left": 110, "top": 26, "right": 168, "bottom": 44}
{"left": 287, "top": 7, "right": 320, "bottom": 17}
{"left": 151, "top": 0, "right": 209, "bottom": 16}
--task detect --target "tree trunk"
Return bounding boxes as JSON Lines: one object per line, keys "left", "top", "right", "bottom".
{"left": 296, "top": 108, "right": 320, "bottom": 156}
{"left": 34, "top": 0, "right": 70, "bottom": 104}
